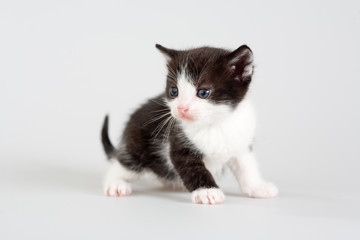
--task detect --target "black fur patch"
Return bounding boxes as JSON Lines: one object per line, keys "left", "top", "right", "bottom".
{"left": 101, "top": 115, "right": 115, "bottom": 159}
{"left": 169, "top": 132, "right": 218, "bottom": 191}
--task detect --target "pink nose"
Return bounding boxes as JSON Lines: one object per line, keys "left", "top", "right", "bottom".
{"left": 177, "top": 106, "right": 189, "bottom": 115}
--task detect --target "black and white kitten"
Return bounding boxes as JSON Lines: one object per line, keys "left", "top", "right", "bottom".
{"left": 101, "top": 44, "right": 278, "bottom": 204}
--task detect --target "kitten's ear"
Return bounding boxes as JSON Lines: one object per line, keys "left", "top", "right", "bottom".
{"left": 227, "top": 45, "right": 254, "bottom": 83}
{"left": 155, "top": 44, "right": 179, "bottom": 61}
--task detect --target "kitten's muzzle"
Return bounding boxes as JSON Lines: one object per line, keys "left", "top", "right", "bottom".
{"left": 177, "top": 106, "right": 189, "bottom": 115}
{"left": 176, "top": 106, "right": 194, "bottom": 121}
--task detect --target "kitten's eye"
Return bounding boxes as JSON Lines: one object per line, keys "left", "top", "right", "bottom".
{"left": 169, "top": 87, "right": 178, "bottom": 97}
{"left": 197, "top": 89, "right": 211, "bottom": 99}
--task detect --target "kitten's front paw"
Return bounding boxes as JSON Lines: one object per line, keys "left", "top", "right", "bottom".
{"left": 104, "top": 180, "right": 132, "bottom": 197}
{"left": 243, "top": 182, "right": 278, "bottom": 198}
{"left": 191, "top": 188, "right": 225, "bottom": 204}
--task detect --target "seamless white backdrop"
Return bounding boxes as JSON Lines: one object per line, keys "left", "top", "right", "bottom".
{"left": 1, "top": 0, "right": 360, "bottom": 239}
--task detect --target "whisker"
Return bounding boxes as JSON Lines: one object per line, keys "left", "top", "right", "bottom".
{"left": 162, "top": 117, "right": 175, "bottom": 143}
{"left": 150, "top": 108, "right": 170, "bottom": 114}
{"left": 151, "top": 98, "right": 168, "bottom": 107}
{"left": 152, "top": 116, "right": 172, "bottom": 138}
{"left": 168, "top": 118, "right": 176, "bottom": 140}
{"left": 143, "top": 112, "right": 171, "bottom": 126}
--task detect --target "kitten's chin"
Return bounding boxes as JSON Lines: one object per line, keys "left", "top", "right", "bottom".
{"left": 176, "top": 115, "right": 197, "bottom": 122}
{"left": 172, "top": 113, "right": 197, "bottom": 122}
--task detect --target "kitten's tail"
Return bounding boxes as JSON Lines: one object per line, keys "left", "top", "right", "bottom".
{"left": 101, "top": 115, "right": 116, "bottom": 159}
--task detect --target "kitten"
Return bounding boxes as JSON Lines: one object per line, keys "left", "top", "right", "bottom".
{"left": 101, "top": 44, "right": 278, "bottom": 204}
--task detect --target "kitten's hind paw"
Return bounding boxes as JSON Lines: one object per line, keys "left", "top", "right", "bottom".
{"left": 104, "top": 180, "right": 132, "bottom": 197}
{"left": 191, "top": 188, "right": 225, "bottom": 204}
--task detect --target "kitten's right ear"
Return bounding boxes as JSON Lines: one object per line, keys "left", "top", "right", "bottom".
{"left": 227, "top": 45, "right": 254, "bottom": 83}
{"left": 155, "top": 44, "right": 179, "bottom": 61}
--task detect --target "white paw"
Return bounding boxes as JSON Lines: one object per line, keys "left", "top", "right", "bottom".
{"left": 243, "top": 182, "right": 278, "bottom": 198}
{"left": 191, "top": 188, "right": 225, "bottom": 204}
{"left": 104, "top": 180, "right": 132, "bottom": 197}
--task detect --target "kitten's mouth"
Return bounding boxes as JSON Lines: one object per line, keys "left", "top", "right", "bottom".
{"left": 180, "top": 115, "right": 195, "bottom": 121}
{"left": 174, "top": 112, "right": 195, "bottom": 121}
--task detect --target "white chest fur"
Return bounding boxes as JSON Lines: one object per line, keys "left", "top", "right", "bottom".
{"left": 181, "top": 99, "right": 256, "bottom": 174}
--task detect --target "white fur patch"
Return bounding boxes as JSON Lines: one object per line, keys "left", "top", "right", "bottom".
{"left": 245, "top": 182, "right": 278, "bottom": 198}
{"left": 192, "top": 188, "right": 225, "bottom": 204}
{"left": 104, "top": 161, "right": 139, "bottom": 197}
{"left": 181, "top": 98, "right": 256, "bottom": 175}
{"left": 168, "top": 71, "right": 198, "bottom": 120}
{"left": 176, "top": 71, "right": 197, "bottom": 108}
{"left": 243, "top": 63, "right": 253, "bottom": 78}
{"left": 228, "top": 152, "right": 279, "bottom": 198}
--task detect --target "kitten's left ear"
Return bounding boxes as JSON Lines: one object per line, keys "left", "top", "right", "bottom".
{"left": 227, "top": 45, "right": 254, "bottom": 83}
{"left": 155, "top": 44, "right": 179, "bottom": 61}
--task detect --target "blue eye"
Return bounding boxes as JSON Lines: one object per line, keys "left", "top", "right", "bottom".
{"left": 197, "top": 89, "right": 211, "bottom": 99}
{"left": 170, "top": 87, "right": 178, "bottom": 97}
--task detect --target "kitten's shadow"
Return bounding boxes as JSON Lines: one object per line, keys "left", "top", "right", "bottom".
{"left": 16, "top": 161, "right": 190, "bottom": 203}
{"left": 128, "top": 180, "right": 191, "bottom": 204}
{"left": 224, "top": 191, "right": 248, "bottom": 198}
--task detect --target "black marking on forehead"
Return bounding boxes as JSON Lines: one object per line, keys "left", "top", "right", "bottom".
{"left": 170, "top": 47, "right": 229, "bottom": 85}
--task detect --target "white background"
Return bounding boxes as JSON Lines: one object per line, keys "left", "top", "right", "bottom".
{"left": 1, "top": 0, "right": 359, "bottom": 239}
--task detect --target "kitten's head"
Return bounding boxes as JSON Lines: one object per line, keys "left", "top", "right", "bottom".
{"left": 156, "top": 44, "right": 254, "bottom": 125}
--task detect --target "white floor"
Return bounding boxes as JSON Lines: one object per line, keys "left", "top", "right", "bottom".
{"left": 1, "top": 159, "right": 359, "bottom": 240}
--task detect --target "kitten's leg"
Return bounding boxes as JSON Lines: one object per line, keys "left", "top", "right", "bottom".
{"left": 229, "top": 149, "right": 278, "bottom": 198}
{"left": 170, "top": 145, "right": 225, "bottom": 204}
{"left": 104, "top": 161, "right": 140, "bottom": 197}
